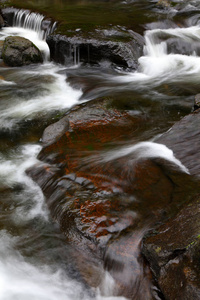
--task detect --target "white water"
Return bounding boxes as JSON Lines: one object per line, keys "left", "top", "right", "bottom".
{"left": 0, "top": 9, "right": 128, "bottom": 300}
{"left": 0, "top": 63, "right": 82, "bottom": 129}
{"left": 112, "top": 25, "right": 200, "bottom": 93}
{"left": 102, "top": 141, "right": 189, "bottom": 174}
{"left": 0, "top": 144, "right": 48, "bottom": 221}
{"left": 0, "top": 9, "right": 56, "bottom": 60}
{"left": 0, "top": 6, "right": 197, "bottom": 300}
{"left": 0, "top": 231, "right": 126, "bottom": 300}
{"left": 13, "top": 9, "right": 56, "bottom": 39}
{"left": 0, "top": 26, "right": 50, "bottom": 60}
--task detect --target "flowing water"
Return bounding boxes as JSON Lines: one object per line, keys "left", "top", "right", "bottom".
{"left": 0, "top": 1, "right": 200, "bottom": 299}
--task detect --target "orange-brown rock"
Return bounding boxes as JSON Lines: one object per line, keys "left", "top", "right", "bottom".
{"left": 27, "top": 100, "right": 198, "bottom": 299}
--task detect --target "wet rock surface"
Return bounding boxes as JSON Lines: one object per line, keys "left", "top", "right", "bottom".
{"left": 2, "top": 36, "right": 43, "bottom": 66}
{"left": 27, "top": 99, "right": 200, "bottom": 299}
{"left": 47, "top": 33, "right": 144, "bottom": 69}
{"left": 137, "top": 110, "right": 200, "bottom": 299}
{"left": 156, "top": 110, "right": 200, "bottom": 177}
{"left": 1, "top": 1, "right": 200, "bottom": 299}
{"left": 1, "top": 7, "right": 17, "bottom": 27}
{"left": 143, "top": 194, "right": 200, "bottom": 300}
{"left": 41, "top": 116, "right": 69, "bottom": 146}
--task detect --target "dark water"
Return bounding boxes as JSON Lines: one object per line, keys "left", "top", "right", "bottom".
{"left": 5, "top": 0, "right": 168, "bottom": 35}
{"left": 0, "top": 0, "right": 200, "bottom": 299}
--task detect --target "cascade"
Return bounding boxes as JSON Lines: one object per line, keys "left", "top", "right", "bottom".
{"left": 13, "top": 8, "right": 56, "bottom": 40}
{"left": 0, "top": 9, "right": 56, "bottom": 60}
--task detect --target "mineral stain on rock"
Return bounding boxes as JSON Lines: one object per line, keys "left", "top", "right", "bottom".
{"left": 27, "top": 98, "right": 200, "bottom": 299}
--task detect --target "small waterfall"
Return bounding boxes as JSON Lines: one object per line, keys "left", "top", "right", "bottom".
{"left": 0, "top": 8, "right": 56, "bottom": 60}
{"left": 13, "top": 9, "right": 56, "bottom": 40}
{"left": 73, "top": 45, "right": 80, "bottom": 65}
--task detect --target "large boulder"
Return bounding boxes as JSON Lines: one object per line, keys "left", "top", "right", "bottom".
{"left": 140, "top": 109, "right": 200, "bottom": 299}
{"left": 46, "top": 32, "right": 144, "bottom": 69}
{"left": 2, "top": 36, "right": 43, "bottom": 67}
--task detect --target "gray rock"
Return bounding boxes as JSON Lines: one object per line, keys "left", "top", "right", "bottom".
{"left": 156, "top": 110, "right": 200, "bottom": 177}
{"left": 47, "top": 33, "right": 144, "bottom": 69}
{"left": 63, "top": 173, "right": 76, "bottom": 181}
{"left": 41, "top": 116, "right": 69, "bottom": 146}
{"left": 142, "top": 109, "right": 200, "bottom": 299}
{"left": 1, "top": 7, "right": 18, "bottom": 27}
{"left": 143, "top": 194, "right": 200, "bottom": 300}
{"left": 2, "top": 36, "right": 43, "bottom": 67}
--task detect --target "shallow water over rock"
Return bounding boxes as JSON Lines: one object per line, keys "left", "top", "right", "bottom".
{"left": 1, "top": 1, "right": 200, "bottom": 299}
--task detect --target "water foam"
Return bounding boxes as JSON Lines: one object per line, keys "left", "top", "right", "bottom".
{"left": 13, "top": 9, "right": 55, "bottom": 40}
{"left": 0, "top": 20, "right": 125, "bottom": 300}
{"left": 0, "top": 26, "right": 50, "bottom": 61}
{"left": 103, "top": 141, "right": 189, "bottom": 174}
{"left": 0, "top": 231, "right": 88, "bottom": 300}
{"left": 0, "top": 9, "right": 56, "bottom": 60}
{"left": 0, "top": 63, "right": 82, "bottom": 129}
{"left": 111, "top": 25, "right": 200, "bottom": 93}
{"left": 0, "top": 144, "right": 48, "bottom": 220}
{"left": 0, "top": 230, "right": 127, "bottom": 300}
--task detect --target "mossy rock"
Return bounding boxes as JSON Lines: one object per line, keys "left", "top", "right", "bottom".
{"left": 2, "top": 36, "right": 43, "bottom": 67}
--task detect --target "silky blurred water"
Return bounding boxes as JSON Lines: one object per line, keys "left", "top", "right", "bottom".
{"left": 0, "top": 2, "right": 200, "bottom": 299}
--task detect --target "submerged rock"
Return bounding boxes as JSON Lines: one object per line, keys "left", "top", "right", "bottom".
{"left": 156, "top": 0, "right": 171, "bottom": 8}
{"left": 2, "top": 36, "right": 43, "bottom": 67}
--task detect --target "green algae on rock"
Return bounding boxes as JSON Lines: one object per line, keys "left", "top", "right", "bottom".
{"left": 2, "top": 36, "right": 43, "bottom": 66}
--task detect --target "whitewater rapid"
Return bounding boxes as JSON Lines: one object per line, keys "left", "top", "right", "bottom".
{"left": 110, "top": 24, "right": 200, "bottom": 96}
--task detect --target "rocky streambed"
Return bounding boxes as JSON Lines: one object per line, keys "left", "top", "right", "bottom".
{"left": 1, "top": 1, "right": 200, "bottom": 299}
{"left": 27, "top": 97, "right": 200, "bottom": 300}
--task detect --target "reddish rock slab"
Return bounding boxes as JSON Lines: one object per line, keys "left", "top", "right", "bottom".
{"left": 28, "top": 100, "right": 199, "bottom": 299}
